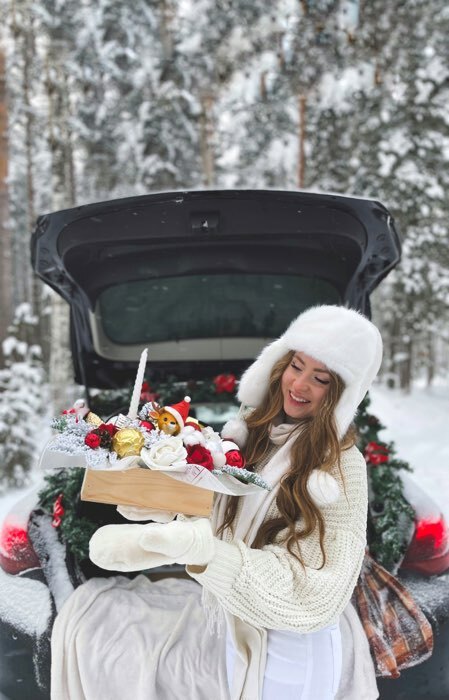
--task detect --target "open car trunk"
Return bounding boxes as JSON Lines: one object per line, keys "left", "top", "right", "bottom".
{"left": 31, "top": 189, "right": 400, "bottom": 389}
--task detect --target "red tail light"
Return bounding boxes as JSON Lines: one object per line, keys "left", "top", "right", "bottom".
{"left": 0, "top": 516, "right": 40, "bottom": 575}
{"left": 401, "top": 515, "right": 449, "bottom": 575}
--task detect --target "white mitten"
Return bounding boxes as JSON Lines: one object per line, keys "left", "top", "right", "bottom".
{"left": 116, "top": 504, "right": 176, "bottom": 523}
{"left": 89, "top": 519, "right": 215, "bottom": 572}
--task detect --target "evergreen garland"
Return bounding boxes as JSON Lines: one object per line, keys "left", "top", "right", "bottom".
{"left": 89, "top": 375, "right": 238, "bottom": 418}
{"left": 38, "top": 468, "right": 98, "bottom": 562}
{"left": 355, "top": 395, "right": 415, "bottom": 572}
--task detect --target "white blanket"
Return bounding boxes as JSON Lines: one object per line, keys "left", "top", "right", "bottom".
{"left": 51, "top": 575, "right": 230, "bottom": 700}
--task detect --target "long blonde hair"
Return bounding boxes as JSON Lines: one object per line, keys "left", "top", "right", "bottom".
{"left": 218, "top": 351, "right": 355, "bottom": 567}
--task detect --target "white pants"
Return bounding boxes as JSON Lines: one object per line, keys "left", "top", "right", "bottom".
{"left": 226, "top": 622, "right": 342, "bottom": 700}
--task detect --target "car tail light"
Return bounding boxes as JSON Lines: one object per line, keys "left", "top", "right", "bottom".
{"left": 0, "top": 515, "right": 40, "bottom": 575}
{"left": 401, "top": 514, "right": 449, "bottom": 575}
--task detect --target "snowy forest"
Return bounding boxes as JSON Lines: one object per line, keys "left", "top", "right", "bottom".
{"left": 0, "top": 0, "right": 448, "bottom": 488}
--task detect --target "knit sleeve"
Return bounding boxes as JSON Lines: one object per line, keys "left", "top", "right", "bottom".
{"left": 187, "top": 446, "right": 368, "bottom": 633}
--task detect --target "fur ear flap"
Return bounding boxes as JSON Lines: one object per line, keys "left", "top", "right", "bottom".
{"left": 221, "top": 418, "right": 249, "bottom": 448}
{"left": 307, "top": 470, "right": 340, "bottom": 507}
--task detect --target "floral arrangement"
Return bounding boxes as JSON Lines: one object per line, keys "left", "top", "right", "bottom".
{"left": 46, "top": 403, "right": 270, "bottom": 491}
{"left": 42, "top": 350, "right": 269, "bottom": 492}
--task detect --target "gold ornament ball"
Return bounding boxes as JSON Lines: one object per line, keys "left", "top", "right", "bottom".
{"left": 112, "top": 428, "right": 145, "bottom": 458}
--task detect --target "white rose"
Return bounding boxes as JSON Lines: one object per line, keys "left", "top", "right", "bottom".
{"left": 141, "top": 435, "right": 188, "bottom": 471}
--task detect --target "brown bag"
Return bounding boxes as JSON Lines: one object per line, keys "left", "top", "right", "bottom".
{"left": 354, "top": 552, "right": 434, "bottom": 679}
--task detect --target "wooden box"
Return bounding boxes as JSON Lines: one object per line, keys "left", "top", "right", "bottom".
{"left": 81, "top": 468, "right": 214, "bottom": 517}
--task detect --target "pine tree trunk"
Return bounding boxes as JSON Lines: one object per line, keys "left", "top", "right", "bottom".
{"left": 297, "top": 93, "right": 307, "bottom": 188}
{"left": 388, "top": 314, "right": 401, "bottom": 388}
{"left": 399, "top": 338, "right": 412, "bottom": 393}
{"left": 200, "top": 93, "right": 215, "bottom": 187}
{"left": 427, "top": 332, "right": 434, "bottom": 387}
{"left": 160, "top": 0, "right": 174, "bottom": 66}
{"left": 45, "top": 45, "right": 76, "bottom": 411}
{"left": 21, "top": 14, "right": 47, "bottom": 354}
{"left": 0, "top": 49, "right": 13, "bottom": 363}
{"left": 8, "top": 1, "right": 37, "bottom": 315}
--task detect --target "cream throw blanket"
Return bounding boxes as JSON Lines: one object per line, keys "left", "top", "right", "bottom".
{"left": 51, "top": 575, "right": 229, "bottom": 700}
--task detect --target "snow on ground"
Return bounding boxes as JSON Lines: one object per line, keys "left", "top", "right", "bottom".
{"left": 0, "top": 383, "right": 449, "bottom": 521}
{"left": 369, "top": 381, "right": 449, "bottom": 521}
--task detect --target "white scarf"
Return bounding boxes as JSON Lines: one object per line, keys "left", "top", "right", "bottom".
{"left": 203, "top": 421, "right": 299, "bottom": 635}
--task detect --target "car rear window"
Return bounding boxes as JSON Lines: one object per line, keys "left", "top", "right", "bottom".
{"left": 98, "top": 274, "right": 340, "bottom": 344}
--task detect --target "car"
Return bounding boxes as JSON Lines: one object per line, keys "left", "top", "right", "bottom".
{"left": 1, "top": 189, "right": 448, "bottom": 700}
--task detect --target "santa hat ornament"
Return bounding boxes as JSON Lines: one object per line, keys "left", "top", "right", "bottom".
{"left": 221, "top": 305, "right": 383, "bottom": 507}
{"left": 164, "top": 396, "right": 191, "bottom": 430}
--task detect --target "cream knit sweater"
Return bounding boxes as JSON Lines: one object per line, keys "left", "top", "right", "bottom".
{"left": 189, "top": 443, "right": 368, "bottom": 635}
{"left": 187, "top": 430, "right": 374, "bottom": 699}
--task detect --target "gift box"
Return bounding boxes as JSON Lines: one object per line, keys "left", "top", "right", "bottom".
{"left": 81, "top": 467, "right": 214, "bottom": 517}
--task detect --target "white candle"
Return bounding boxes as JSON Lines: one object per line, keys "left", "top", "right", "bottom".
{"left": 128, "top": 349, "right": 148, "bottom": 420}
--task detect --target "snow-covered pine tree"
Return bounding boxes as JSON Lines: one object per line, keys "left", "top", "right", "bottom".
{"left": 0, "top": 304, "right": 47, "bottom": 489}
{"left": 33, "top": 0, "right": 81, "bottom": 410}
{"left": 67, "top": 0, "right": 151, "bottom": 199}
{"left": 213, "top": 5, "right": 298, "bottom": 189}
{"left": 375, "top": 0, "right": 449, "bottom": 389}
{"left": 213, "top": 0, "right": 353, "bottom": 189}
{"left": 3, "top": 0, "right": 53, "bottom": 369}
{"left": 133, "top": 0, "right": 207, "bottom": 190}
{"left": 0, "top": 48, "right": 13, "bottom": 359}
{"left": 175, "top": 0, "right": 287, "bottom": 188}
{"left": 4, "top": 1, "right": 40, "bottom": 313}
{"left": 304, "top": 0, "right": 449, "bottom": 388}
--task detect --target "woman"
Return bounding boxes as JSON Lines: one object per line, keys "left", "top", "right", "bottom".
{"left": 88, "top": 305, "right": 382, "bottom": 700}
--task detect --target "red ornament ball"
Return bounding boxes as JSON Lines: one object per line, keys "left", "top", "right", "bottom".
{"left": 85, "top": 432, "right": 101, "bottom": 449}
{"left": 225, "top": 449, "right": 246, "bottom": 469}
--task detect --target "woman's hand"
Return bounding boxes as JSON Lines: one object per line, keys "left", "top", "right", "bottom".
{"left": 89, "top": 519, "right": 215, "bottom": 572}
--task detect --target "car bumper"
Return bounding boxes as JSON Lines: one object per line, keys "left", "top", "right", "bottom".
{"left": 0, "top": 567, "right": 52, "bottom": 700}
{"left": 0, "top": 567, "right": 52, "bottom": 637}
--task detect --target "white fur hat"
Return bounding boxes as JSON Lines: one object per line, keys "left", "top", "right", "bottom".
{"left": 221, "top": 306, "right": 382, "bottom": 505}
